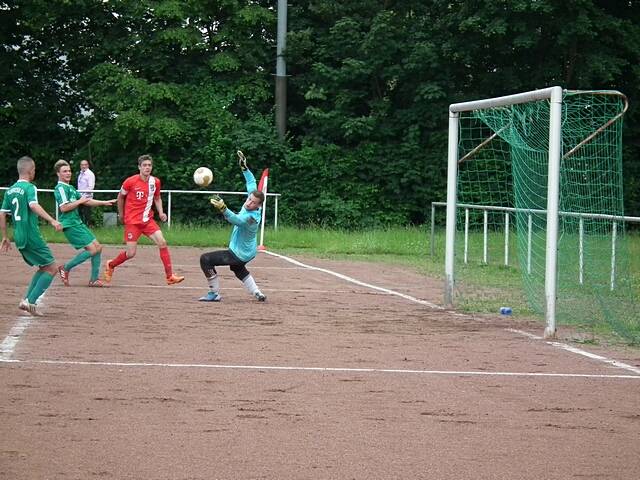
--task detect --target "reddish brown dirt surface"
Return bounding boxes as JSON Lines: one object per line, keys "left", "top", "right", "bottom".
{"left": 1, "top": 243, "right": 639, "bottom": 480}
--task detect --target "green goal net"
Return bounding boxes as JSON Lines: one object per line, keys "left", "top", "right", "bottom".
{"left": 452, "top": 90, "right": 639, "bottom": 343}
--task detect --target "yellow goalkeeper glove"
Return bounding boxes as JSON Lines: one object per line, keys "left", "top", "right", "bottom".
{"left": 209, "top": 195, "right": 227, "bottom": 213}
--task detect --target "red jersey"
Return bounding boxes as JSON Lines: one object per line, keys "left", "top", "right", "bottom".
{"left": 120, "top": 174, "right": 161, "bottom": 224}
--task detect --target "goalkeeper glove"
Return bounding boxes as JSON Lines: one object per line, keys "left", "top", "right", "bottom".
{"left": 237, "top": 150, "right": 248, "bottom": 171}
{"left": 209, "top": 195, "right": 227, "bottom": 213}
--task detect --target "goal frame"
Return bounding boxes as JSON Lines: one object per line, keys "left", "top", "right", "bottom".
{"left": 444, "top": 86, "right": 563, "bottom": 338}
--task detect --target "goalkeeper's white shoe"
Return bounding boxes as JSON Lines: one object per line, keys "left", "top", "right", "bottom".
{"left": 198, "top": 291, "right": 222, "bottom": 302}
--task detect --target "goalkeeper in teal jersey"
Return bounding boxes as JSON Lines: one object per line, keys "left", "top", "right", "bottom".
{"left": 53, "top": 159, "right": 116, "bottom": 287}
{"left": 0, "top": 156, "right": 63, "bottom": 316}
{"left": 198, "top": 151, "right": 266, "bottom": 302}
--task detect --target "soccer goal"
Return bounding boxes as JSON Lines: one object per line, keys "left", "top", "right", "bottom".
{"left": 444, "top": 87, "right": 637, "bottom": 340}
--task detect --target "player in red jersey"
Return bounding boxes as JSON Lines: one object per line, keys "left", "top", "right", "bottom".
{"left": 104, "top": 154, "right": 184, "bottom": 285}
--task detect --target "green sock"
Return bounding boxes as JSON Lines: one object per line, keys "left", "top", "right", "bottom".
{"left": 27, "top": 272, "right": 54, "bottom": 304}
{"left": 25, "top": 270, "right": 45, "bottom": 300}
{"left": 90, "top": 252, "right": 101, "bottom": 282}
{"left": 64, "top": 250, "right": 92, "bottom": 271}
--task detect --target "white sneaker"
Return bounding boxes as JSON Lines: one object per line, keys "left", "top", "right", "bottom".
{"left": 254, "top": 291, "right": 267, "bottom": 302}
{"left": 18, "top": 299, "right": 42, "bottom": 316}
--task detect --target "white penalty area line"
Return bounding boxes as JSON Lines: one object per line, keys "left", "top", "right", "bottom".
{"left": 0, "top": 316, "right": 35, "bottom": 361}
{"left": 1, "top": 358, "right": 639, "bottom": 380}
{"left": 507, "top": 329, "right": 640, "bottom": 376}
{"left": 261, "top": 250, "right": 640, "bottom": 377}
{"left": 262, "top": 250, "right": 443, "bottom": 310}
{"left": 1, "top": 295, "right": 47, "bottom": 361}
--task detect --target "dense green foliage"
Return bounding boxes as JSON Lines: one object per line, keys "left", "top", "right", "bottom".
{"left": 2, "top": 1, "right": 640, "bottom": 227}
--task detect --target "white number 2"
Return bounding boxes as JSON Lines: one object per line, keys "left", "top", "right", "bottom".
{"left": 12, "top": 197, "right": 21, "bottom": 221}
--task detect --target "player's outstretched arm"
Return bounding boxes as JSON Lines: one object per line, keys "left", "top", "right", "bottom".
{"left": 209, "top": 196, "right": 248, "bottom": 227}
{"left": 59, "top": 196, "right": 90, "bottom": 213}
{"left": 223, "top": 209, "right": 255, "bottom": 227}
{"left": 236, "top": 150, "right": 257, "bottom": 192}
{"left": 237, "top": 150, "right": 247, "bottom": 171}
{"left": 86, "top": 198, "right": 117, "bottom": 208}
{"left": 30, "top": 203, "right": 62, "bottom": 231}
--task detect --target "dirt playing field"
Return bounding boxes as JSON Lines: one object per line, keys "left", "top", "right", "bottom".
{"left": 1, "top": 243, "right": 639, "bottom": 479}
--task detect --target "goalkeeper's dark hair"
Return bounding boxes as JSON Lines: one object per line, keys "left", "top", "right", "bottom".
{"left": 251, "top": 190, "right": 265, "bottom": 204}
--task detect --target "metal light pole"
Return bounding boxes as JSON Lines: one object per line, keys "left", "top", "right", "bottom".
{"left": 275, "top": 0, "right": 287, "bottom": 139}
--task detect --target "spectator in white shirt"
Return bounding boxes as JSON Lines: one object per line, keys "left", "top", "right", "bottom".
{"left": 77, "top": 159, "right": 95, "bottom": 225}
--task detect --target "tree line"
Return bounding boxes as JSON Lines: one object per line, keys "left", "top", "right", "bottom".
{"left": 1, "top": 0, "right": 639, "bottom": 227}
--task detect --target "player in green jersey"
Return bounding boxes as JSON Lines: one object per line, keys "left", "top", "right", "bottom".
{"left": 0, "top": 156, "right": 63, "bottom": 316}
{"left": 53, "top": 159, "right": 116, "bottom": 287}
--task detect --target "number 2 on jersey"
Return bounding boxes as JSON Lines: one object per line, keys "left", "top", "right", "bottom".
{"left": 12, "top": 197, "right": 21, "bottom": 221}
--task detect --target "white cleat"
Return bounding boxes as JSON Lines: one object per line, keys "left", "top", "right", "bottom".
{"left": 18, "top": 299, "right": 43, "bottom": 316}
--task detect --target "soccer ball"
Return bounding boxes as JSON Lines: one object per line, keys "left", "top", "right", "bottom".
{"left": 193, "top": 167, "right": 213, "bottom": 187}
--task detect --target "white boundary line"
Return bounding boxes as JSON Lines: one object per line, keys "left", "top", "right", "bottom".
{"left": 262, "top": 250, "right": 640, "bottom": 376}
{"left": 262, "top": 250, "right": 444, "bottom": 310}
{"left": 1, "top": 358, "right": 639, "bottom": 380}
{"left": 3, "top": 252, "right": 639, "bottom": 379}
{"left": 1, "top": 295, "right": 47, "bottom": 361}
{"left": 507, "top": 329, "right": 640, "bottom": 375}
{"left": 0, "top": 316, "right": 35, "bottom": 361}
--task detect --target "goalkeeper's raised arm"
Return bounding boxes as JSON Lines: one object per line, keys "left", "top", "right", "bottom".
{"left": 237, "top": 150, "right": 258, "bottom": 194}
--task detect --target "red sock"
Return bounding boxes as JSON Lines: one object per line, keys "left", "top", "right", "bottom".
{"left": 110, "top": 250, "right": 129, "bottom": 268}
{"left": 159, "top": 247, "right": 173, "bottom": 276}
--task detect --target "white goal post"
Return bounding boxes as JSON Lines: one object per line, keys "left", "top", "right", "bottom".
{"left": 444, "top": 86, "right": 563, "bottom": 338}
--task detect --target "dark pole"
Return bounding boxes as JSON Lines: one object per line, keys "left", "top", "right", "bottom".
{"left": 275, "top": 0, "right": 287, "bottom": 139}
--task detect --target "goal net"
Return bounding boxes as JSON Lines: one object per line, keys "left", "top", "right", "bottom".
{"left": 445, "top": 87, "right": 638, "bottom": 342}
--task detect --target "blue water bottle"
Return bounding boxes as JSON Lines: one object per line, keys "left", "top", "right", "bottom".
{"left": 500, "top": 307, "right": 512, "bottom": 315}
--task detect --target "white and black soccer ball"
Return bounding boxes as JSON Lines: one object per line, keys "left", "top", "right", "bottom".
{"left": 193, "top": 167, "right": 213, "bottom": 187}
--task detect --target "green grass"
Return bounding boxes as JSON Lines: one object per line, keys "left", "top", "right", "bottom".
{"left": 449, "top": 228, "right": 640, "bottom": 344}
{"left": 42, "top": 223, "right": 441, "bottom": 274}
